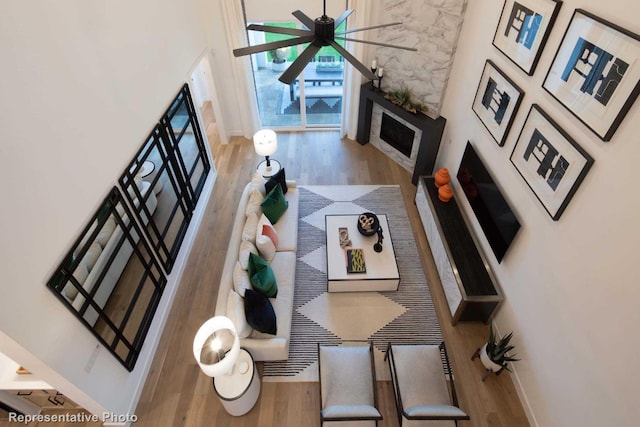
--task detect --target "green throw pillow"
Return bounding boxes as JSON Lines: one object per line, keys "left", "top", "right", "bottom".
{"left": 260, "top": 183, "right": 288, "bottom": 224}
{"left": 247, "top": 253, "right": 278, "bottom": 298}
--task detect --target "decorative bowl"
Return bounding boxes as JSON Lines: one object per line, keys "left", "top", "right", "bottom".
{"left": 357, "top": 212, "right": 379, "bottom": 236}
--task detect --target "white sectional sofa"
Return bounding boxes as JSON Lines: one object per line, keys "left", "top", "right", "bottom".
{"left": 215, "top": 176, "right": 299, "bottom": 361}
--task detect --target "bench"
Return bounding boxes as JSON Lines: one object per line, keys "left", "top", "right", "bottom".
{"left": 290, "top": 84, "right": 343, "bottom": 101}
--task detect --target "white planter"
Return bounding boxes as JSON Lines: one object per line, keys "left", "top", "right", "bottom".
{"left": 479, "top": 343, "right": 504, "bottom": 372}
{"left": 272, "top": 61, "right": 288, "bottom": 72}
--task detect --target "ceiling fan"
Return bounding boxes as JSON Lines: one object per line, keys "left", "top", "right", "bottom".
{"left": 232, "top": 0, "right": 417, "bottom": 85}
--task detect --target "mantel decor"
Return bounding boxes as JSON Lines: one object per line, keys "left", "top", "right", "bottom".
{"left": 472, "top": 60, "right": 524, "bottom": 146}
{"left": 384, "top": 85, "right": 427, "bottom": 114}
{"left": 492, "top": 0, "right": 562, "bottom": 75}
{"left": 543, "top": 9, "right": 640, "bottom": 141}
{"left": 510, "top": 104, "right": 594, "bottom": 220}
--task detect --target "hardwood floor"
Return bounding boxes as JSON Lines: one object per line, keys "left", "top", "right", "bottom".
{"left": 132, "top": 130, "right": 530, "bottom": 427}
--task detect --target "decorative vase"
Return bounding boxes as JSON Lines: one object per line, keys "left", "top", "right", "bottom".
{"left": 438, "top": 184, "right": 453, "bottom": 202}
{"left": 434, "top": 167, "right": 451, "bottom": 188}
{"left": 479, "top": 343, "right": 504, "bottom": 373}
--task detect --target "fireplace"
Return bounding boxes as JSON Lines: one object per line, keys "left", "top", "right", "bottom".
{"left": 380, "top": 113, "right": 415, "bottom": 158}
{"left": 356, "top": 84, "right": 446, "bottom": 184}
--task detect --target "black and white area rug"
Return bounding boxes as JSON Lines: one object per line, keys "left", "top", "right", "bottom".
{"left": 263, "top": 185, "right": 443, "bottom": 382}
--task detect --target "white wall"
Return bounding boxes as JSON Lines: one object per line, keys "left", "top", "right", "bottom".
{"left": 439, "top": 1, "right": 640, "bottom": 426}
{"left": 0, "top": 0, "right": 219, "bottom": 418}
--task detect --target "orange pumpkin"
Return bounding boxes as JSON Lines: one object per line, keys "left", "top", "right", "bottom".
{"left": 438, "top": 184, "right": 453, "bottom": 202}
{"left": 434, "top": 167, "right": 451, "bottom": 188}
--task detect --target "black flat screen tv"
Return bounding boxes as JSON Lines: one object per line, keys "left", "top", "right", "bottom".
{"left": 456, "top": 142, "right": 520, "bottom": 263}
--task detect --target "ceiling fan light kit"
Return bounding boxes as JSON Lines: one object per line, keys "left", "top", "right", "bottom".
{"left": 233, "top": 0, "right": 416, "bottom": 85}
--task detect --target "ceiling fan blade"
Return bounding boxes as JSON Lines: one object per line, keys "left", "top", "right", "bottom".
{"left": 329, "top": 40, "right": 376, "bottom": 80}
{"left": 335, "top": 36, "right": 417, "bottom": 52}
{"left": 278, "top": 44, "right": 321, "bottom": 85}
{"left": 233, "top": 35, "right": 315, "bottom": 57}
{"left": 334, "top": 9, "right": 354, "bottom": 28}
{"left": 336, "top": 22, "right": 403, "bottom": 35}
{"left": 247, "top": 24, "right": 312, "bottom": 37}
{"left": 292, "top": 10, "right": 315, "bottom": 30}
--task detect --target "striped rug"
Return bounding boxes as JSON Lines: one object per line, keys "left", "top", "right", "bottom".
{"left": 262, "top": 185, "right": 442, "bottom": 382}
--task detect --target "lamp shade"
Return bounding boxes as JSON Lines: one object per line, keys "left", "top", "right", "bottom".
{"left": 253, "top": 129, "right": 278, "bottom": 157}
{"left": 193, "top": 316, "right": 240, "bottom": 377}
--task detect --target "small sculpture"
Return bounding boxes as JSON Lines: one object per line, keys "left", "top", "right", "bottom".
{"left": 359, "top": 215, "right": 375, "bottom": 232}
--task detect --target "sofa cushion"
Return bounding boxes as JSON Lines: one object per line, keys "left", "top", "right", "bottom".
{"left": 265, "top": 167, "right": 287, "bottom": 195}
{"left": 251, "top": 171, "right": 267, "bottom": 197}
{"left": 261, "top": 184, "right": 288, "bottom": 224}
{"left": 238, "top": 240, "right": 258, "bottom": 270}
{"left": 242, "top": 212, "right": 260, "bottom": 243}
{"left": 245, "top": 188, "right": 264, "bottom": 217}
{"left": 244, "top": 289, "right": 277, "bottom": 335}
{"left": 273, "top": 186, "right": 299, "bottom": 251}
{"left": 248, "top": 253, "right": 278, "bottom": 298}
{"left": 249, "top": 251, "right": 295, "bottom": 340}
{"left": 233, "top": 261, "right": 252, "bottom": 297}
{"left": 227, "top": 290, "right": 252, "bottom": 338}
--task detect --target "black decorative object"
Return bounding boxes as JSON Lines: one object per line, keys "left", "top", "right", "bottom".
{"left": 357, "top": 212, "right": 384, "bottom": 252}
{"left": 472, "top": 60, "right": 524, "bottom": 146}
{"left": 543, "top": 9, "right": 640, "bottom": 141}
{"left": 232, "top": 0, "right": 416, "bottom": 85}
{"left": 510, "top": 105, "right": 594, "bottom": 220}
{"left": 493, "top": 0, "right": 562, "bottom": 75}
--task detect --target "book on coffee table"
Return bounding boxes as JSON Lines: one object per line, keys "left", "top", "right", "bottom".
{"left": 346, "top": 248, "right": 366, "bottom": 273}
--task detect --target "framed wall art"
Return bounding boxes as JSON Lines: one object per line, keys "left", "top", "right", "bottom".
{"left": 472, "top": 60, "right": 524, "bottom": 146}
{"left": 543, "top": 9, "right": 640, "bottom": 141}
{"left": 493, "top": 0, "right": 562, "bottom": 75}
{"left": 510, "top": 104, "right": 594, "bottom": 220}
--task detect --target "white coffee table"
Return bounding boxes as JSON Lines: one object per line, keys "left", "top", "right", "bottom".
{"left": 325, "top": 214, "right": 400, "bottom": 292}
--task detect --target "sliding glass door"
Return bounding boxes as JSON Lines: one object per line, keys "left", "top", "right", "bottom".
{"left": 248, "top": 22, "right": 346, "bottom": 129}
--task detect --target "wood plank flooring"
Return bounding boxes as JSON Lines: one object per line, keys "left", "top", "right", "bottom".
{"left": 132, "top": 130, "right": 530, "bottom": 427}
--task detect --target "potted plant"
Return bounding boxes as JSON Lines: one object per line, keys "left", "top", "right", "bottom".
{"left": 479, "top": 325, "right": 520, "bottom": 373}
{"left": 384, "top": 85, "right": 428, "bottom": 114}
{"left": 269, "top": 47, "right": 290, "bottom": 72}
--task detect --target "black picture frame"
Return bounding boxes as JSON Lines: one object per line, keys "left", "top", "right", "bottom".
{"left": 543, "top": 9, "right": 640, "bottom": 141}
{"left": 472, "top": 60, "right": 524, "bottom": 146}
{"left": 510, "top": 104, "right": 594, "bottom": 220}
{"left": 493, "top": 0, "right": 562, "bottom": 75}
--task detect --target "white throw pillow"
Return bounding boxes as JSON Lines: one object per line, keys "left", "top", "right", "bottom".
{"left": 95, "top": 216, "right": 117, "bottom": 247}
{"left": 257, "top": 214, "right": 278, "bottom": 246}
{"left": 64, "top": 261, "right": 89, "bottom": 300}
{"left": 227, "top": 290, "right": 252, "bottom": 338}
{"left": 82, "top": 242, "right": 102, "bottom": 271}
{"left": 238, "top": 240, "right": 258, "bottom": 270}
{"left": 245, "top": 189, "right": 264, "bottom": 217}
{"left": 241, "top": 212, "right": 260, "bottom": 244}
{"left": 233, "top": 261, "right": 252, "bottom": 297}
{"left": 256, "top": 234, "right": 276, "bottom": 262}
{"left": 250, "top": 171, "right": 267, "bottom": 197}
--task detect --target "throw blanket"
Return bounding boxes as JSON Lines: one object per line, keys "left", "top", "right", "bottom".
{"left": 263, "top": 185, "right": 442, "bottom": 381}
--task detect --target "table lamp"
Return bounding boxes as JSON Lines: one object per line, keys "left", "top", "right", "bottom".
{"left": 253, "top": 129, "right": 278, "bottom": 174}
{"left": 193, "top": 316, "right": 240, "bottom": 379}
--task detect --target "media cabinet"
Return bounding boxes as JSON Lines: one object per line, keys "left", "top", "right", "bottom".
{"left": 415, "top": 176, "right": 503, "bottom": 324}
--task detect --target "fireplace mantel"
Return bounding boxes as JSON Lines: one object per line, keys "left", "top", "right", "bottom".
{"left": 356, "top": 84, "right": 446, "bottom": 184}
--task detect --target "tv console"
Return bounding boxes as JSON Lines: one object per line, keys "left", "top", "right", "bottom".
{"left": 415, "top": 176, "right": 503, "bottom": 324}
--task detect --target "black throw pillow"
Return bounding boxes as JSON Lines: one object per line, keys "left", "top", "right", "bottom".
{"left": 265, "top": 167, "right": 287, "bottom": 195}
{"left": 243, "top": 289, "right": 277, "bottom": 335}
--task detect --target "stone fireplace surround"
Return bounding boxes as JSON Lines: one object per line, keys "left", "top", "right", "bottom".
{"left": 356, "top": 84, "right": 446, "bottom": 184}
